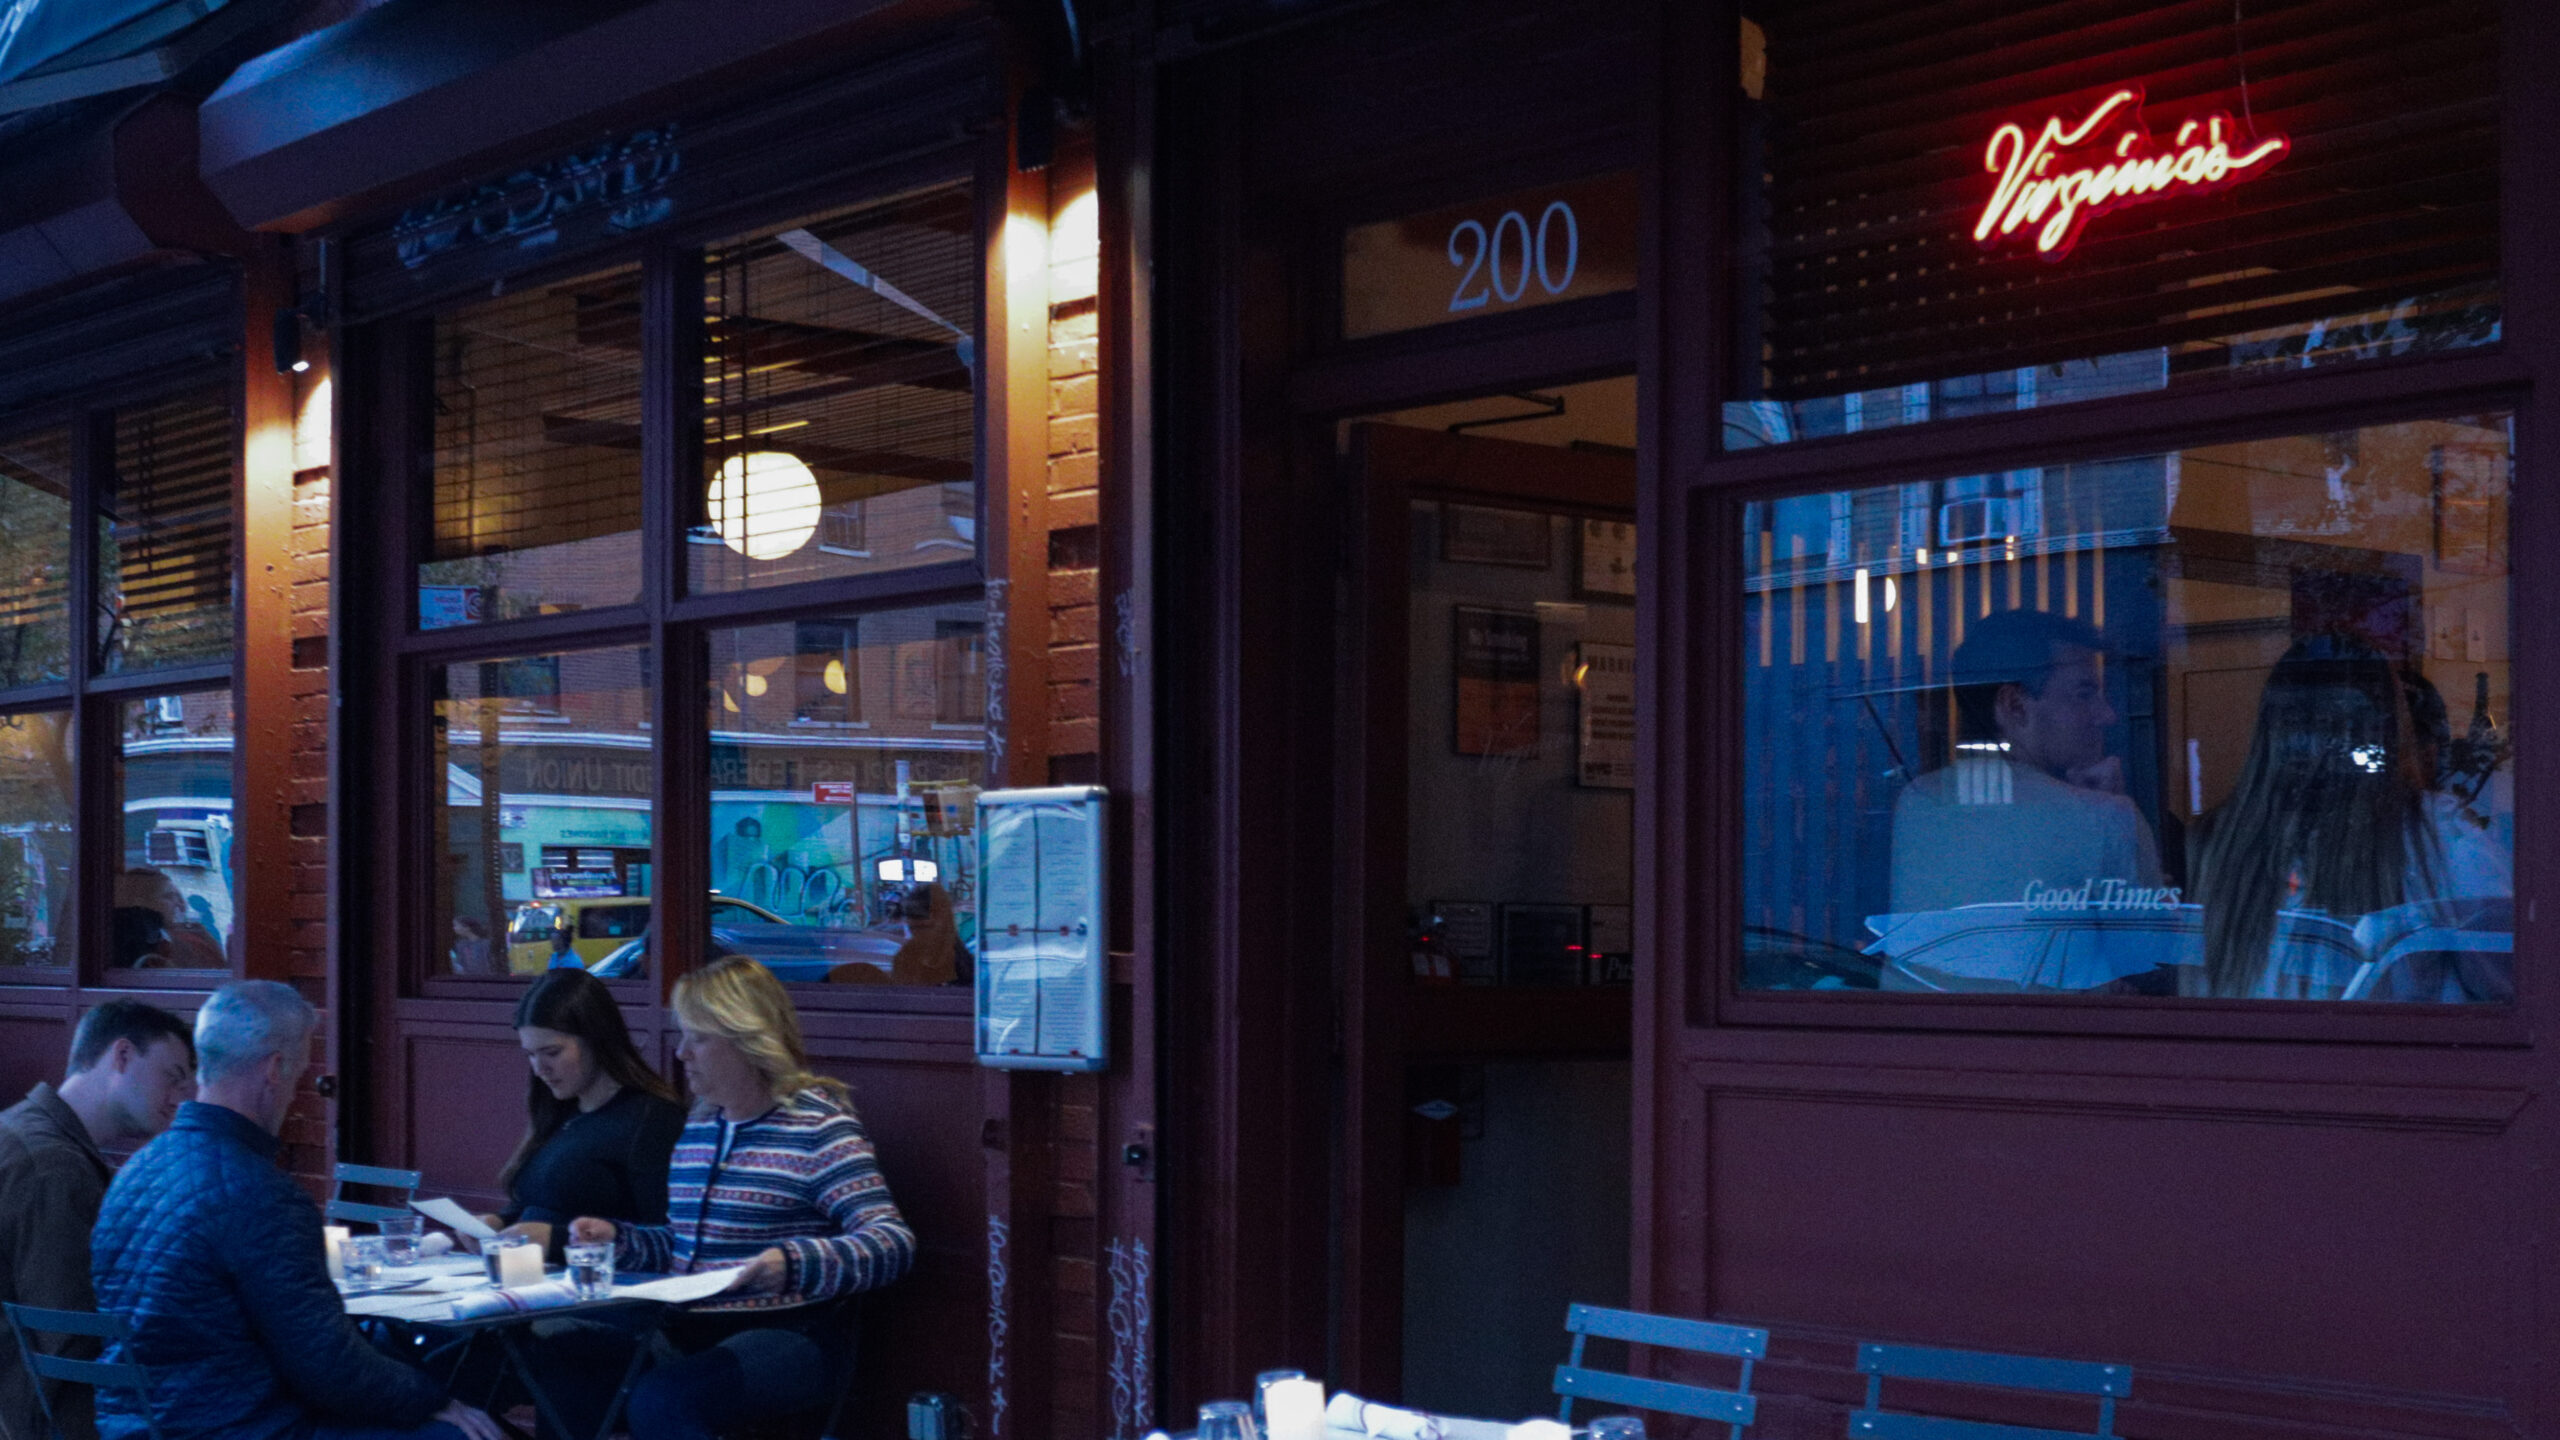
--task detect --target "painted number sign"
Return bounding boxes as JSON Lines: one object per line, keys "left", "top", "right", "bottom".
{"left": 1343, "top": 172, "right": 1637, "bottom": 340}
{"left": 1976, "top": 86, "right": 2290, "bottom": 261}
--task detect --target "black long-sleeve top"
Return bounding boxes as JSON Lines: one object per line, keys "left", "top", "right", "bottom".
{"left": 503, "top": 1085, "right": 687, "bottom": 1241}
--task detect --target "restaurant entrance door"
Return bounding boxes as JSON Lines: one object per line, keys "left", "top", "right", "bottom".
{"left": 1334, "top": 393, "right": 1637, "bottom": 1413}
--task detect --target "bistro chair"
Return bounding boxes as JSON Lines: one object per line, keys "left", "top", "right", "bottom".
{"left": 327, "top": 1161, "right": 423, "bottom": 1226}
{"left": 1553, "top": 1302, "right": 1765, "bottom": 1440}
{"left": 3, "top": 1303, "right": 166, "bottom": 1440}
{"left": 1850, "top": 1341, "right": 2131, "bottom": 1440}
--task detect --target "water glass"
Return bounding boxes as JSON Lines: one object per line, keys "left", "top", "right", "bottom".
{"left": 483, "top": 1233, "right": 532, "bottom": 1286}
{"left": 378, "top": 1213, "right": 423, "bottom": 1266}
{"left": 1196, "top": 1401, "right": 1259, "bottom": 1440}
{"left": 1585, "top": 1419, "right": 1645, "bottom": 1440}
{"left": 1252, "top": 1371, "right": 1305, "bottom": 1428}
{"left": 565, "top": 1241, "right": 615, "bottom": 1301}
{"left": 343, "top": 1235, "right": 388, "bottom": 1286}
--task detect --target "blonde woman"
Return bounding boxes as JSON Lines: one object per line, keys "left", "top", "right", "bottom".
{"left": 551, "top": 957, "right": 914, "bottom": 1440}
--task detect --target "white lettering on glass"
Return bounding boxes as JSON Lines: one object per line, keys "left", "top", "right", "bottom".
{"left": 2019, "top": 879, "right": 2185, "bottom": 911}
{"left": 1448, "top": 201, "right": 1582, "bottom": 313}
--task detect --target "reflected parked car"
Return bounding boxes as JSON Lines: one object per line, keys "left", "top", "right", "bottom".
{"left": 1741, "top": 925, "right": 1881, "bottom": 991}
{"left": 588, "top": 915, "right": 900, "bottom": 983}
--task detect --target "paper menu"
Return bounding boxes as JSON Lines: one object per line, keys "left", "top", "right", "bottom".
{"left": 973, "top": 787, "right": 1107, "bottom": 1071}
{"left": 411, "top": 1197, "right": 499, "bottom": 1240}
{"left": 613, "top": 1267, "right": 752, "bottom": 1304}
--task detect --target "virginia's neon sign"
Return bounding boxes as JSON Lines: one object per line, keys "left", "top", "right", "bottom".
{"left": 1975, "top": 87, "right": 2289, "bottom": 260}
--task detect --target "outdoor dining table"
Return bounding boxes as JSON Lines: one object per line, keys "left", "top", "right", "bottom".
{"left": 338, "top": 1252, "right": 674, "bottom": 1440}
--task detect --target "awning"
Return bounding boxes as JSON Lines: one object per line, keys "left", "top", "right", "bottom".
{"left": 0, "top": 0, "right": 278, "bottom": 116}
{"left": 197, "top": 0, "right": 974, "bottom": 234}
{"left": 0, "top": 89, "right": 248, "bottom": 306}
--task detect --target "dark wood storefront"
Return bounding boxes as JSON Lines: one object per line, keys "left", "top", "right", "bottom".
{"left": 1154, "top": 1, "right": 2560, "bottom": 1437}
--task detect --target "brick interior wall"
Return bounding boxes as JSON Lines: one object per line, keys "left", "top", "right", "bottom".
{"left": 280, "top": 358, "right": 334, "bottom": 1193}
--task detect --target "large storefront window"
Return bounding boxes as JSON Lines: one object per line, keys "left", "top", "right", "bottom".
{"left": 423, "top": 263, "right": 645, "bottom": 627}
{"left": 405, "top": 171, "right": 986, "bottom": 993}
{"left": 111, "top": 690, "right": 234, "bottom": 972}
{"left": 0, "top": 426, "right": 71, "bottom": 686}
{"left": 0, "top": 710, "right": 72, "bottom": 967}
{"left": 1725, "top": 1, "right": 2500, "bottom": 449}
{"left": 430, "top": 646, "right": 654, "bottom": 976}
{"left": 704, "top": 604, "right": 985, "bottom": 986}
{"left": 1741, "top": 413, "right": 2513, "bottom": 1002}
{"left": 693, "top": 185, "right": 979, "bottom": 593}
{"left": 103, "top": 391, "right": 236, "bottom": 671}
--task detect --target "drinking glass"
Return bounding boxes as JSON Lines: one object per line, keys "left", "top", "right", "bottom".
{"left": 378, "top": 1213, "right": 423, "bottom": 1266}
{"left": 1197, "top": 1401, "right": 1259, "bottom": 1440}
{"left": 565, "top": 1241, "right": 615, "bottom": 1301}
{"left": 343, "top": 1236, "right": 388, "bottom": 1286}
{"left": 1252, "top": 1371, "right": 1305, "bottom": 1429}
{"left": 1586, "top": 1419, "right": 1645, "bottom": 1440}
{"left": 483, "top": 1233, "right": 531, "bottom": 1286}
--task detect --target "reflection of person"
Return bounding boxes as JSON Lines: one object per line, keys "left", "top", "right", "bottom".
{"left": 92, "top": 983, "right": 502, "bottom": 1440}
{"left": 554, "top": 957, "right": 913, "bottom": 1440}
{"left": 448, "top": 916, "right": 497, "bottom": 976}
{"left": 0, "top": 1001, "right": 194, "bottom": 1440}
{"left": 546, "top": 923, "right": 578, "bottom": 969}
{"left": 110, "top": 868, "right": 223, "bottom": 970}
{"left": 469, "top": 970, "right": 685, "bottom": 1261}
{"left": 2189, "top": 638, "right": 2510, "bottom": 999}
{"left": 886, "top": 882, "right": 969, "bottom": 986}
{"left": 1890, "top": 609, "right": 2164, "bottom": 916}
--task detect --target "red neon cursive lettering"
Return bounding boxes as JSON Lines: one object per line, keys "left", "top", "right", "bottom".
{"left": 1975, "top": 86, "right": 2289, "bottom": 261}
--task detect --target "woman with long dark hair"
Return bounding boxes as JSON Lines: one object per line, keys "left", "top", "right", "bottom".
{"left": 2188, "top": 636, "right": 2502, "bottom": 999}
{"left": 473, "top": 968, "right": 686, "bottom": 1256}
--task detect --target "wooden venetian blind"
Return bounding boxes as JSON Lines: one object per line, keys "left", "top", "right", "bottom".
{"left": 431, "top": 263, "right": 645, "bottom": 562}
{"left": 1745, "top": 0, "right": 2500, "bottom": 401}
{"left": 105, "top": 391, "right": 234, "bottom": 672}
{"left": 0, "top": 426, "right": 71, "bottom": 687}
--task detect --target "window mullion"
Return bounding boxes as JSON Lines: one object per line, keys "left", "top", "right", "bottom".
{"left": 67, "top": 410, "right": 106, "bottom": 987}
{"left": 644, "top": 247, "right": 706, "bottom": 999}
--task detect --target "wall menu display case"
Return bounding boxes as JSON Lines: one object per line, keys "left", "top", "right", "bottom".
{"left": 974, "top": 786, "right": 1108, "bottom": 1072}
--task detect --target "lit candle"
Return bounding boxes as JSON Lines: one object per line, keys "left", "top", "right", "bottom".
{"left": 497, "top": 1242, "right": 545, "bottom": 1289}
{"left": 1262, "top": 1379, "right": 1326, "bottom": 1440}
{"left": 323, "top": 1226, "right": 349, "bottom": 1281}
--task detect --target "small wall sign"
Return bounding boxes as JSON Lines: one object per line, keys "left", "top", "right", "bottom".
{"left": 1976, "top": 87, "right": 2289, "bottom": 261}
{"left": 1342, "top": 172, "right": 1637, "bottom": 340}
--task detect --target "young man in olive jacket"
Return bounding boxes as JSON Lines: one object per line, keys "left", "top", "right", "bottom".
{"left": 90, "top": 983, "right": 502, "bottom": 1440}
{"left": 0, "top": 1000, "right": 194, "bottom": 1440}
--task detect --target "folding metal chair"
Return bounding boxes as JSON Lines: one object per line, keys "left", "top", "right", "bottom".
{"left": 327, "top": 1160, "right": 423, "bottom": 1226}
{"left": 1850, "top": 1341, "right": 2132, "bottom": 1440}
{"left": 4, "top": 1304, "right": 165, "bottom": 1440}
{"left": 1553, "top": 1302, "right": 1766, "bottom": 1440}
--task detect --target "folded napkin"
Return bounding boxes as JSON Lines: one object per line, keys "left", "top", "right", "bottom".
{"left": 447, "top": 1280, "right": 584, "bottom": 1320}
{"left": 1324, "top": 1394, "right": 1515, "bottom": 1440}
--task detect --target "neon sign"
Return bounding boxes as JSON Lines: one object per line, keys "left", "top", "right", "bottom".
{"left": 1975, "top": 87, "right": 2289, "bottom": 261}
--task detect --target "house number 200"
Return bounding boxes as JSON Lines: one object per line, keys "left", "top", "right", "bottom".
{"left": 1446, "top": 201, "right": 1579, "bottom": 312}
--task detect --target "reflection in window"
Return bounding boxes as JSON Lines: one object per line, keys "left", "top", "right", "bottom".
{"left": 113, "top": 691, "right": 233, "bottom": 970}
{"left": 0, "top": 711, "right": 72, "bottom": 967}
{"left": 0, "top": 428, "right": 71, "bottom": 687}
{"left": 430, "top": 647, "right": 653, "bottom": 977}
{"left": 104, "top": 393, "right": 235, "bottom": 671}
{"left": 690, "top": 185, "right": 978, "bottom": 593}
{"left": 1725, "top": 3, "right": 2500, "bottom": 448}
{"left": 1741, "top": 414, "right": 2514, "bottom": 1002}
{"left": 706, "top": 604, "right": 986, "bottom": 985}
{"left": 422, "top": 263, "right": 644, "bottom": 627}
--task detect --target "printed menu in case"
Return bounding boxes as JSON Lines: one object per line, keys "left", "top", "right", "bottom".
{"left": 973, "top": 786, "right": 1108, "bottom": 1072}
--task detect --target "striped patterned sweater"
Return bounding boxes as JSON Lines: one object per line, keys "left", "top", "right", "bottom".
{"left": 614, "top": 1087, "right": 915, "bottom": 1312}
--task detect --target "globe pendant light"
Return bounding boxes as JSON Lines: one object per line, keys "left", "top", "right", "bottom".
{"left": 707, "top": 451, "right": 822, "bottom": 560}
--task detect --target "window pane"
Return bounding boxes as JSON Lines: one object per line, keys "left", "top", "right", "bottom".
{"left": 1726, "top": 3, "right": 2499, "bottom": 448}
{"left": 0, "top": 710, "right": 72, "bottom": 968}
{"left": 103, "top": 392, "right": 235, "bottom": 671}
{"left": 0, "top": 427, "right": 71, "bottom": 687}
{"left": 431, "top": 645, "right": 654, "bottom": 977}
{"left": 115, "top": 690, "right": 233, "bottom": 971}
{"left": 691, "top": 184, "right": 978, "bottom": 593}
{"left": 706, "top": 603, "right": 987, "bottom": 985}
{"left": 1741, "top": 413, "right": 2514, "bottom": 1003}
{"left": 423, "top": 263, "right": 644, "bottom": 628}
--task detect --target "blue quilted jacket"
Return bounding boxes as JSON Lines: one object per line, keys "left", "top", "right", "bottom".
{"left": 90, "top": 1103, "right": 444, "bottom": 1440}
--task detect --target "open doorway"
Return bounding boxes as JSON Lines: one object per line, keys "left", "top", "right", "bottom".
{"left": 1336, "top": 375, "right": 1637, "bottom": 1417}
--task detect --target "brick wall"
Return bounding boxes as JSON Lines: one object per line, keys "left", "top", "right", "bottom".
{"left": 1042, "top": 140, "right": 1112, "bottom": 1440}
{"left": 278, "top": 357, "right": 335, "bottom": 1192}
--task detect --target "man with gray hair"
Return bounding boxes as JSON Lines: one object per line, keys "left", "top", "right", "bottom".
{"left": 91, "top": 982, "right": 501, "bottom": 1440}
